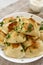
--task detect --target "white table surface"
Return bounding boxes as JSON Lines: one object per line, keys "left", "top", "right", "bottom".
{"left": 0, "top": 0, "right": 18, "bottom": 9}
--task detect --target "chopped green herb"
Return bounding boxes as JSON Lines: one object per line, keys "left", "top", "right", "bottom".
{"left": 20, "top": 22, "right": 24, "bottom": 29}
{"left": 9, "top": 20, "right": 13, "bottom": 22}
{"left": 22, "top": 22, "right": 24, "bottom": 25}
{"left": 6, "top": 34, "right": 10, "bottom": 39}
{"left": 0, "top": 21, "right": 4, "bottom": 26}
{"left": 9, "top": 20, "right": 16, "bottom": 22}
{"left": 39, "top": 23, "right": 43, "bottom": 30}
{"left": 14, "top": 22, "right": 24, "bottom": 32}
{"left": 21, "top": 49, "right": 24, "bottom": 52}
{"left": 16, "top": 16, "right": 21, "bottom": 22}
{"left": 40, "top": 26, "right": 43, "bottom": 30}
{"left": 19, "top": 18, "right": 21, "bottom": 22}
{"left": 28, "top": 23, "right": 33, "bottom": 32}
{"left": 21, "top": 44, "right": 26, "bottom": 51}
{"left": 20, "top": 27, "right": 22, "bottom": 30}
{"left": 5, "top": 42, "right": 10, "bottom": 46}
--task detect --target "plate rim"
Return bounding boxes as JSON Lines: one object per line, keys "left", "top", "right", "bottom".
{"left": 0, "top": 12, "right": 43, "bottom": 63}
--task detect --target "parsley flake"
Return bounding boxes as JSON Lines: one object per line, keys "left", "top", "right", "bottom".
{"left": 5, "top": 42, "right": 10, "bottom": 46}
{"left": 0, "top": 21, "right": 4, "bottom": 26}
{"left": 6, "top": 34, "right": 10, "bottom": 39}
{"left": 40, "top": 22, "right": 43, "bottom": 30}
{"left": 28, "top": 23, "right": 33, "bottom": 32}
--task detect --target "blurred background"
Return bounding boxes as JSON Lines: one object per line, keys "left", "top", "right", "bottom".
{"left": 0, "top": 0, "right": 18, "bottom": 9}
{"left": 0, "top": 0, "right": 43, "bottom": 19}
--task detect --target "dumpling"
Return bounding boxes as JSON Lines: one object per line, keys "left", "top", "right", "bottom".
{"left": 0, "top": 22, "right": 11, "bottom": 34}
{"left": 0, "top": 17, "right": 17, "bottom": 34}
{"left": 4, "top": 44, "right": 25, "bottom": 58}
{"left": 0, "top": 21, "right": 17, "bottom": 34}
{"left": 24, "top": 18, "right": 40, "bottom": 37}
{"left": 23, "top": 38, "right": 33, "bottom": 49}
{"left": 23, "top": 35, "right": 40, "bottom": 49}
{"left": 0, "top": 30, "right": 6, "bottom": 47}
{"left": 4, "top": 30, "right": 26, "bottom": 43}
{"left": 15, "top": 17, "right": 40, "bottom": 37}
{"left": 25, "top": 39, "right": 43, "bottom": 58}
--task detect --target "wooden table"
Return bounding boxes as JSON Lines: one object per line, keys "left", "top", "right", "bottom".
{"left": 0, "top": 0, "right": 43, "bottom": 65}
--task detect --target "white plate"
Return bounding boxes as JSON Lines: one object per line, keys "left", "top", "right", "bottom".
{"left": 0, "top": 12, "right": 43, "bottom": 63}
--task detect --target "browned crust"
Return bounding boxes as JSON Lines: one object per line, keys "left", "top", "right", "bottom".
{"left": 8, "top": 22, "right": 17, "bottom": 32}
{"left": 12, "top": 43, "right": 20, "bottom": 48}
